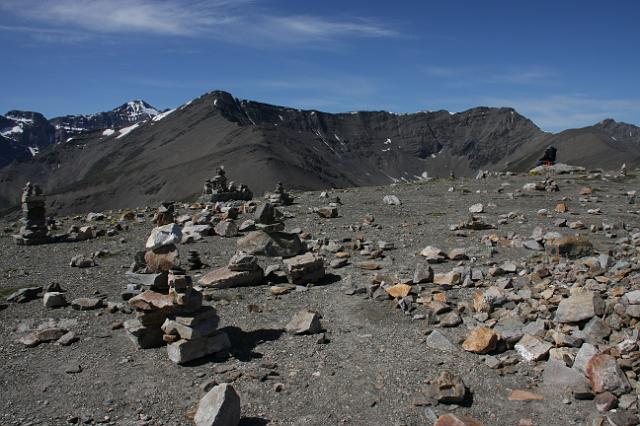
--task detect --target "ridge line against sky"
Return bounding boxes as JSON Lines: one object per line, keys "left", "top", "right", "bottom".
{"left": 0, "top": 0, "right": 638, "bottom": 132}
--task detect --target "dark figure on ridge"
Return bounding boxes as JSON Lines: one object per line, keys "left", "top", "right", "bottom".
{"left": 536, "top": 146, "right": 557, "bottom": 167}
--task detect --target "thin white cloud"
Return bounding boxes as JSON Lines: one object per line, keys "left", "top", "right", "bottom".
{"left": 0, "top": 0, "right": 397, "bottom": 45}
{"left": 424, "top": 65, "right": 555, "bottom": 86}
{"left": 485, "top": 95, "right": 640, "bottom": 131}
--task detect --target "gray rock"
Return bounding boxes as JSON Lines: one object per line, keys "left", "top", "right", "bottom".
{"left": 543, "top": 359, "right": 592, "bottom": 397}
{"left": 426, "top": 330, "right": 458, "bottom": 352}
{"left": 71, "top": 297, "right": 104, "bottom": 311}
{"left": 413, "top": 262, "right": 434, "bottom": 284}
{"left": 124, "top": 319, "right": 165, "bottom": 349}
{"left": 286, "top": 309, "right": 322, "bottom": 335}
{"left": 19, "top": 328, "right": 68, "bottom": 347}
{"left": 283, "top": 252, "right": 325, "bottom": 285}
{"left": 43, "top": 292, "right": 67, "bottom": 308}
{"left": 194, "top": 383, "right": 240, "bottom": 426}
{"left": 7, "top": 286, "right": 42, "bottom": 303}
{"left": 57, "top": 331, "right": 79, "bottom": 346}
{"left": 582, "top": 317, "right": 611, "bottom": 343}
{"left": 555, "top": 291, "right": 604, "bottom": 323}
{"left": 215, "top": 220, "right": 239, "bottom": 238}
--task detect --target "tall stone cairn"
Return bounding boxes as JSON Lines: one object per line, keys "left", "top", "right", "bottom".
{"left": 13, "top": 182, "right": 51, "bottom": 245}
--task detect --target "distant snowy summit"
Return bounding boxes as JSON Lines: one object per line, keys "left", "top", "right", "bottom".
{"left": 0, "top": 100, "right": 162, "bottom": 167}
{"left": 50, "top": 100, "right": 161, "bottom": 141}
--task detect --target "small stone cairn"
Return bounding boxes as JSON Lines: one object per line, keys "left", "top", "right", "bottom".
{"left": 199, "top": 166, "right": 252, "bottom": 203}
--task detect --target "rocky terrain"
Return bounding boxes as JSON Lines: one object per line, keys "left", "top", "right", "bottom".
{"left": 1, "top": 90, "right": 639, "bottom": 215}
{"left": 2, "top": 166, "right": 640, "bottom": 425}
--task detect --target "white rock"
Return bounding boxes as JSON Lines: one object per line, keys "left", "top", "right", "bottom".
{"left": 383, "top": 195, "right": 401, "bottom": 205}
{"left": 469, "top": 203, "right": 484, "bottom": 214}
{"left": 145, "top": 223, "right": 182, "bottom": 249}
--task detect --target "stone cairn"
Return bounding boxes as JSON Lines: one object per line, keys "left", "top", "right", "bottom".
{"left": 264, "top": 182, "right": 294, "bottom": 206}
{"left": 199, "top": 201, "right": 326, "bottom": 290}
{"left": 199, "top": 166, "right": 252, "bottom": 203}
{"left": 124, "top": 223, "right": 230, "bottom": 364}
{"left": 13, "top": 182, "right": 53, "bottom": 245}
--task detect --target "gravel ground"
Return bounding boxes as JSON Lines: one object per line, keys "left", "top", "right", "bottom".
{"left": 1, "top": 172, "right": 637, "bottom": 425}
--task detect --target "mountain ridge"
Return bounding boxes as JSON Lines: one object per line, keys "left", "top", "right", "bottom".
{"left": 1, "top": 89, "right": 639, "bottom": 214}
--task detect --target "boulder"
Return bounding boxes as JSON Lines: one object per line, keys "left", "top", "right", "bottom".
{"left": 145, "top": 223, "right": 182, "bottom": 250}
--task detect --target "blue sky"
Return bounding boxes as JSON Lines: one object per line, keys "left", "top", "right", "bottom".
{"left": 0, "top": 0, "right": 638, "bottom": 131}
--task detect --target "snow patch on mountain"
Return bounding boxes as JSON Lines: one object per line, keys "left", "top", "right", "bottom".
{"left": 117, "top": 123, "right": 139, "bottom": 139}
{"left": 152, "top": 108, "right": 175, "bottom": 122}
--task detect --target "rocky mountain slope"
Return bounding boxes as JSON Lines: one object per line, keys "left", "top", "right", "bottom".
{"left": 0, "top": 90, "right": 639, "bottom": 214}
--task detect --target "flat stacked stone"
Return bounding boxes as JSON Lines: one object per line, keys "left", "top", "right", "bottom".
{"left": 198, "top": 251, "right": 264, "bottom": 289}
{"left": 13, "top": 182, "right": 53, "bottom": 245}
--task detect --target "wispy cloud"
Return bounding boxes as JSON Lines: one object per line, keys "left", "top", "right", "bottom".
{"left": 422, "top": 94, "right": 640, "bottom": 131}
{"left": 0, "top": 0, "right": 397, "bottom": 45}
{"left": 485, "top": 95, "right": 640, "bottom": 131}
{"left": 424, "top": 65, "right": 556, "bottom": 86}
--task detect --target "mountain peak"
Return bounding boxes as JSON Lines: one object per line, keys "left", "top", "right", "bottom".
{"left": 118, "top": 100, "right": 160, "bottom": 118}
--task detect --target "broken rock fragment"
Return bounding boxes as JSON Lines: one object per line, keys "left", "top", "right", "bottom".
{"left": 426, "top": 370, "right": 467, "bottom": 404}
{"left": 194, "top": 383, "right": 241, "bottom": 426}
{"left": 286, "top": 309, "right": 322, "bottom": 335}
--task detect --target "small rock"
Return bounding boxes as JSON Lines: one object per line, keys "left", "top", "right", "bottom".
{"left": 194, "top": 383, "right": 241, "bottom": 426}
{"left": 426, "top": 370, "right": 467, "bottom": 404}
{"left": 71, "top": 298, "right": 104, "bottom": 311}
{"left": 43, "top": 292, "right": 67, "bottom": 308}
{"left": 286, "top": 309, "right": 322, "bottom": 335}
{"left": 462, "top": 327, "right": 499, "bottom": 354}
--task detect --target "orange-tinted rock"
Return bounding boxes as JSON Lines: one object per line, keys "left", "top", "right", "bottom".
{"left": 386, "top": 283, "right": 412, "bottom": 298}
{"left": 508, "top": 389, "right": 544, "bottom": 401}
{"left": 435, "top": 414, "right": 485, "bottom": 426}
{"left": 462, "top": 327, "right": 499, "bottom": 354}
